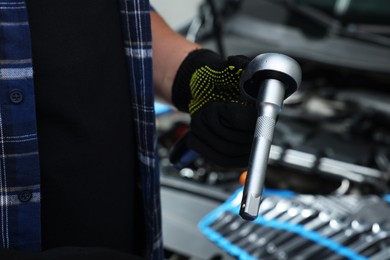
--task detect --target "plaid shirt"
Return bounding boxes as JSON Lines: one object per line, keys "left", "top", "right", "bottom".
{"left": 0, "top": 0, "right": 163, "bottom": 259}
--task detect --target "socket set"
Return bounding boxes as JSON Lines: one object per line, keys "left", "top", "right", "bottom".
{"left": 199, "top": 189, "right": 390, "bottom": 260}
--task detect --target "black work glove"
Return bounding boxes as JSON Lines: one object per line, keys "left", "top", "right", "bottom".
{"left": 172, "top": 49, "right": 257, "bottom": 168}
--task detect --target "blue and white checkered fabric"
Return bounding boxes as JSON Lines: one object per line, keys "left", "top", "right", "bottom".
{"left": 0, "top": 0, "right": 163, "bottom": 258}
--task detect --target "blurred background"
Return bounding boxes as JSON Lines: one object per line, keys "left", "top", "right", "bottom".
{"left": 151, "top": 0, "right": 390, "bottom": 259}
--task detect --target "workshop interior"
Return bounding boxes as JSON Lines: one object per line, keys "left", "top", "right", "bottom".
{"left": 152, "top": 0, "right": 390, "bottom": 259}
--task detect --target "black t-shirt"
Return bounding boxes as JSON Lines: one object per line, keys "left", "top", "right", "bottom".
{"left": 26, "top": 0, "right": 144, "bottom": 255}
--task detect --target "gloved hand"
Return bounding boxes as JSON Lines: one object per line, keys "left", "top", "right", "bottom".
{"left": 172, "top": 49, "right": 257, "bottom": 168}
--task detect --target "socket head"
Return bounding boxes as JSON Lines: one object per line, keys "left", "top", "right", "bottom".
{"left": 240, "top": 53, "right": 302, "bottom": 103}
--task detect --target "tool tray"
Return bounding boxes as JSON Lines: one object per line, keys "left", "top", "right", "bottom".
{"left": 199, "top": 188, "right": 390, "bottom": 260}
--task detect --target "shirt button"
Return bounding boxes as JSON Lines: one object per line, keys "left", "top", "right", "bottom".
{"left": 18, "top": 190, "right": 32, "bottom": 202}
{"left": 9, "top": 89, "right": 24, "bottom": 104}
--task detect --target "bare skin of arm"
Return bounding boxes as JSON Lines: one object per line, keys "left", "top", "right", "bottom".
{"left": 151, "top": 11, "right": 201, "bottom": 103}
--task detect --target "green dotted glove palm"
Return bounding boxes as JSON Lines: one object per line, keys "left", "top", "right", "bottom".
{"left": 172, "top": 49, "right": 257, "bottom": 168}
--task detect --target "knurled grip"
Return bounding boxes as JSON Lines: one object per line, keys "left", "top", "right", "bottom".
{"left": 255, "top": 116, "right": 276, "bottom": 141}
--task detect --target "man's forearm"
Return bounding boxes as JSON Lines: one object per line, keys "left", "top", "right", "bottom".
{"left": 151, "top": 11, "right": 201, "bottom": 103}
